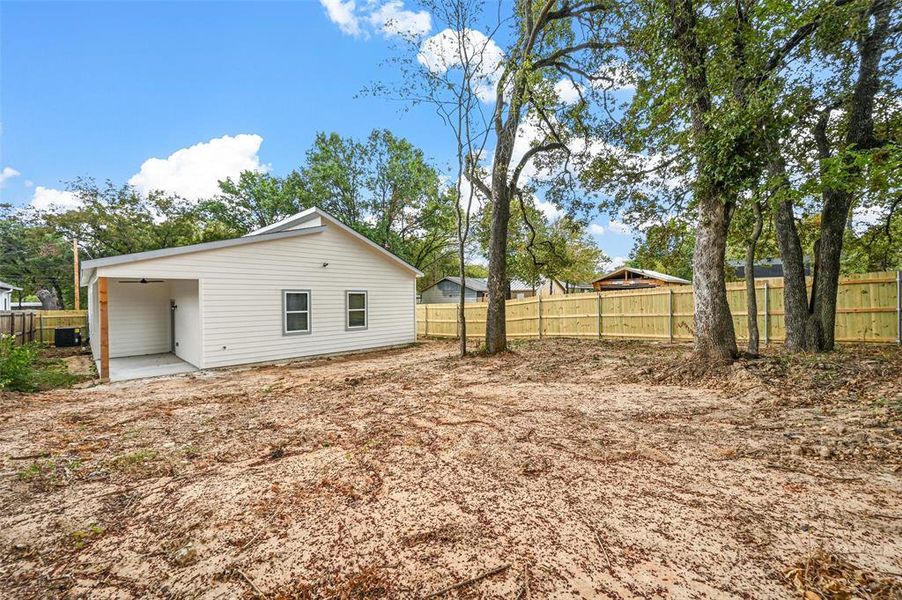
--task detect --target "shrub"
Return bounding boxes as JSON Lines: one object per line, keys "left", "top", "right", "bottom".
{"left": 0, "top": 335, "right": 40, "bottom": 392}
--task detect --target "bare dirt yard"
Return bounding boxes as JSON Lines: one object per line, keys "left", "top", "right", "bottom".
{"left": 1, "top": 339, "right": 900, "bottom": 599}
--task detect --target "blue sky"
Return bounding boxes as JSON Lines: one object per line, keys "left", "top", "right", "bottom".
{"left": 0, "top": 0, "right": 635, "bottom": 264}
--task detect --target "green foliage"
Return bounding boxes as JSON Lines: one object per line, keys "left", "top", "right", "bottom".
{"left": 628, "top": 220, "right": 695, "bottom": 281}
{"left": 293, "top": 129, "right": 456, "bottom": 280}
{"left": 44, "top": 179, "right": 211, "bottom": 259}
{"left": 0, "top": 338, "right": 87, "bottom": 392}
{"left": 198, "top": 171, "right": 308, "bottom": 237}
{"left": 477, "top": 196, "right": 605, "bottom": 286}
{"left": 0, "top": 205, "right": 75, "bottom": 307}
{"left": 0, "top": 337, "right": 40, "bottom": 391}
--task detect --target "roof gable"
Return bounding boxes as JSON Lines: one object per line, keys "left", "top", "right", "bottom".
{"left": 246, "top": 207, "right": 422, "bottom": 276}
{"left": 81, "top": 207, "right": 423, "bottom": 280}
{"left": 593, "top": 267, "right": 690, "bottom": 285}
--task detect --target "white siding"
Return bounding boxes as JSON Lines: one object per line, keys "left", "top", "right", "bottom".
{"left": 107, "top": 280, "right": 171, "bottom": 358}
{"left": 171, "top": 279, "right": 202, "bottom": 367}
{"left": 88, "top": 278, "right": 99, "bottom": 361}
{"left": 95, "top": 225, "right": 416, "bottom": 369}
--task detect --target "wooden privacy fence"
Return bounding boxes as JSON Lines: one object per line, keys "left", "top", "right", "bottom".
{"left": 0, "top": 310, "right": 88, "bottom": 346}
{"left": 1, "top": 311, "right": 37, "bottom": 345}
{"left": 417, "top": 271, "right": 902, "bottom": 345}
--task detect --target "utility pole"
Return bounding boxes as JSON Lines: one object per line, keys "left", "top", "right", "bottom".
{"left": 73, "top": 239, "right": 80, "bottom": 310}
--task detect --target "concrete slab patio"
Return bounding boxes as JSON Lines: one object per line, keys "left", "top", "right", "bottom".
{"left": 102, "top": 353, "right": 198, "bottom": 382}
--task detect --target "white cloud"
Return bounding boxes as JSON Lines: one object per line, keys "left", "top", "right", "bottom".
{"left": 418, "top": 28, "right": 504, "bottom": 102}
{"left": 30, "top": 186, "right": 82, "bottom": 212}
{"left": 600, "top": 255, "right": 629, "bottom": 271}
{"left": 607, "top": 220, "right": 632, "bottom": 235}
{"left": 554, "top": 79, "right": 582, "bottom": 105}
{"left": 589, "top": 223, "right": 606, "bottom": 235}
{"left": 320, "top": 0, "right": 363, "bottom": 36}
{"left": 592, "top": 61, "right": 636, "bottom": 92}
{"left": 0, "top": 166, "right": 20, "bottom": 186}
{"left": 369, "top": 0, "right": 431, "bottom": 38}
{"left": 24, "top": 180, "right": 34, "bottom": 188}
{"left": 851, "top": 204, "right": 885, "bottom": 234}
{"left": 128, "top": 134, "right": 268, "bottom": 201}
{"left": 535, "top": 199, "right": 562, "bottom": 221}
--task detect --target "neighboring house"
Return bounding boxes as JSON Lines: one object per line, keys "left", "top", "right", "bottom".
{"left": 729, "top": 258, "right": 810, "bottom": 279}
{"left": 420, "top": 277, "right": 535, "bottom": 303}
{"left": 592, "top": 267, "right": 690, "bottom": 292}
{"left": 537, "top": 279, "right": 595, "bottom": 296}
{"left": 0, "top": 280, "right": 22, "bottom": 312}
{"left": 81, "top": 207, "right": 422, "bottom": 381}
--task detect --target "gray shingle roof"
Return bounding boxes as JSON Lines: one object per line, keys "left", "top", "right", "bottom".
{"left": 440, "top": 277, "right": 533, "bottom": 293}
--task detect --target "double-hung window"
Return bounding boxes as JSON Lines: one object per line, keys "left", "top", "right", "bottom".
{"left": 346, "top": 291, "right": 367, "bottom": 330}
{"left": 283, "top": 290, "right": 310, "bottom": 334}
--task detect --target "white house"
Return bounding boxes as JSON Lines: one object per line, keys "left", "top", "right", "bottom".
{"left": 81, "top": 207, "right": 422, "bottom": 381}
{"left": 0, "top": 280, "right": 21, "bottom": 312}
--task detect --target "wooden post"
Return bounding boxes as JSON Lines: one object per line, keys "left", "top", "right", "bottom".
{"left": 424, "top": 305, "right": 429, "bottom": 337}
{"left": 896, "top": 270, "right": 901, "bottom": 345}
{"left": 763, "top": 281, "right": 770, "bottom": 346}
{"left": 668, "top": 288, "right": 674, "bottom": 343}
{"left": 98, "top": 277, "right": 110, "bottom": 380}
{"left": 39, "top": 313, "right": 43, "bottom": 345}
{"left": 597, "top": 293, "right": 602, "bottom": 339}
{"left": 537, "top": 295, "right": 543, "bottom": 339}
{"left": 73, "top": 239, "right": 81, "bottom": 311}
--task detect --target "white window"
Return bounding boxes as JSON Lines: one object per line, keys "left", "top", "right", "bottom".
{"left": 283, "top": 290, "right": 310, "bottom": 334}
{"left": 346, "top": 291, "right": 367, "bottom": 330}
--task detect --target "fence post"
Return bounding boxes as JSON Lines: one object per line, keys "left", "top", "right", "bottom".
{"left": 424, "top": 305, "right": 429, "bottom": 337}
{"left": 763, "top": 281, "right": 770, "bottom": 346}
{"left": 597, "top": 293, "right": 602, "bottom": 339}
{"left": 669, "top": 288, "right": 674, "bottom": 343}
{"left": 537, "top": 295, "right": 543, "bottom": 339}
{"left": 39, "top": 313, "right": 43, "bottom": 345}
{"left": 896, "top": 270, "right": 901, "bottom": 344}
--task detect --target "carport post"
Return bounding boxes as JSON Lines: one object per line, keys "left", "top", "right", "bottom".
{"left": 98, "top": 277, "right": 110, "bottom": 381}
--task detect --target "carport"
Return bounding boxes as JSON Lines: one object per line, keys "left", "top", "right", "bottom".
{"left": 88, "top": 276, "right": 201, "bottom": 382}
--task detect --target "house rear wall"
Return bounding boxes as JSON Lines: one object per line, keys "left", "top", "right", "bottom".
{"left": 94, "top": 225, "right": 416, "bottom": 369}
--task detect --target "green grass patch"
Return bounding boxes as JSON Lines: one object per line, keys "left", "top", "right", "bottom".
{"left": 70, "top": 523, "right": 104, "bottom": 549}
{"left": 0, "top": 337, "right": 91, "bottom": 392}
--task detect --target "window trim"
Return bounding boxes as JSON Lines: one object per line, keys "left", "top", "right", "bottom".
{"left": 282, "top": 289, "right": 311, "bottom": 335}
{"left": 345, "top": 290, "right": 368, "bottom": 331}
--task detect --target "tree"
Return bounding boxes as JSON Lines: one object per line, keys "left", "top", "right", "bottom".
{"left": 466, "top": 0, "right": 618, "bottom": 354}
{"left": 770, "top": 0, "right": 898, "bottom": 351}
{"left": 0, "top": 205, "right": 73, "bottom": 308}
{"left": 198, "top": 171, "right": 307, "bottom": 237}
{"left": 295, "top": 130, "right": 457, "bottom": 282}
{"left": 627, "top": 220, "right": 695, "bottom": 281}
{"left": 40, "top": 179, "right": 210, "bottom": 260}
{"left": 477, "top": 197, "right": 604, "bottom": 291}
{"left": 371, "top": 0, "right": 498, "bottom": 356}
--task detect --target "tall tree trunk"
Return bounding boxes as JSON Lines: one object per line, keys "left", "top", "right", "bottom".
{"left": 668, "top": 0, "right": 738, "bottom": 360}
{"left": 458, "top": 242, "right": 468, "bottom": 357}
{"left": 693, "top": 193, "right": 739, "bottom": 360}
{"left": 773, "top": 0, "right": 890, "bottom": 352}
{"left": 485, "top": 183, "right": 512, "bottom": 354}
{"left": 745, "top": 200, "right": 763, "bottom": 355}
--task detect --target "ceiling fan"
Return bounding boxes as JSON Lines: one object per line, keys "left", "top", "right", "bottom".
{"left": 118, "top": 278, "right": 165, "bottom": 284}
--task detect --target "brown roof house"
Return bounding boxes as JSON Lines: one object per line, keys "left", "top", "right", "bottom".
{"left": 592, "top": 267, "right": 690, "bottom": 292}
